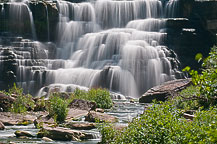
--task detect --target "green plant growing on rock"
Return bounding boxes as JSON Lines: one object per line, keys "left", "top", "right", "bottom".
{"left": 47, "top": 93, "right": 68, "bottom": 123}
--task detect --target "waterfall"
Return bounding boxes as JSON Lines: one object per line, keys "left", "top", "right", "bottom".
{"left": 0, "top": 0, "right": 183, "bottom": 98}
{"left": 7, "top": 1, "right": 37, "bottom": 40}
{"left": 164, "top": 0, "right": 180, "bottom": 18}
{"left": 45, "top": 5, "right": 50, "bottom": 41}
{"left": 37, "top": 0, "right": 180, "bottom": 98}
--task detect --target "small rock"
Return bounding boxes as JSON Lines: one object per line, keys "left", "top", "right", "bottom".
{"left": 65, "top": 122, "right": 96, "bottom": 130}
{"left": 96, "top": 108, "right": 104, "bottom": 113}
{"left": 14, "top": 130, "right": 33, "bottom": 138}
{"left": 85, "top": 111, "right": 118, "bottom": 123}
{"left": 0, "top": 121, "right": 5, "bottom": 130}
{"left": 42, "top": 137, "right": 53, "bottom": 142}
{"left": 183, "top": 113, "right": 195, "bottom": 120}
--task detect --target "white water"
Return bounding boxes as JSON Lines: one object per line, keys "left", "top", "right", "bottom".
{"left": 0, "top": 0, "right": 182, "bottom": 98}
{"left": 7, "top": 1, "right": 37, "bottom": 40}
{"left": 45, "top": 5, "right": 50, "bottom": 41}
{"left": 37, "top": 0, "right": 180, "bottom": 98}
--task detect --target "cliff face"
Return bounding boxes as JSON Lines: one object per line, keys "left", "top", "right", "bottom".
{"left": 167, "top": 0, "right": 217, "bottom": 69}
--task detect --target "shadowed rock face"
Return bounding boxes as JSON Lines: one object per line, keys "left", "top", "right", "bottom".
{"left": 139, "top": 78, "right": 192, "bottom": 103}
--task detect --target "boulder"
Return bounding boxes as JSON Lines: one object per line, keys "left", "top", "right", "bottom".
{"left": 65, "top": 122, "right": 96, "bottom": 130}
{"left": 0, "top": 92, "right": 15, "bottom": 112}
{"left": 37, "top": 126, "right": 93, "bottom": 141}
{"left": 139, "top": 78, "right": 191, "bottom": 103}
{"left": 15, "top": 130, "right": 34, "bottom": 138}
{"left": 85, "top": 111, "right": 118, "bottom": 123}
{"left": 0, "top": 121, "right": 5, "bottom": 130}
{"left": 34, "top": 114, "right": 55, "bottom": 128}
{"left": 68, "top": 99, "right": 96, "bottom": 111}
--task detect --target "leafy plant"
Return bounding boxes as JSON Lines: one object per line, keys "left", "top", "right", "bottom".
{"left": 10, "top": 84, "right": 35, "bottom": 113}
{"left": 71, "top": 88, "right": 113, "bottom": 109}
{"left": 170, "top": 85, "right": 200, "bottom": 110}
{"left": 99, "top": 102, "right": 217, "bottom": 144}
{"left": 47, "top": 93, "right": 68, "bottom": 123}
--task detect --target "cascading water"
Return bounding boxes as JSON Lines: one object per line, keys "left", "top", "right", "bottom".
{"left": 7, "top": 1, "right": 37, "bottom": 40}
{"left": 37, "top": 0, "right": 182, "bottom": 98}
{"left": 0, "top": 0, "right": 183, "bottom": 98}
{"left": 45, "top": 5, "right": 50, "bottom": 41}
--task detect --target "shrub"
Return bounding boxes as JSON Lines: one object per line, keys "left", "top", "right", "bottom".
{"left": 72, "top": 88, "right": 113, "bottom": 109}
{"left": 47, "top": 92, "right": 68, "bottom": 123}
{"left": 88, "top": 88, "right": 113, "bottom": 109}
{"left": 99, "top": 102, "right": 217, "bottom": 144}
{"left": 10, "top": 84, "right": 35, "bottom": 113}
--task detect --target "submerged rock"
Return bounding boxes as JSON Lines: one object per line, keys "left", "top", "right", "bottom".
{"left": 139, "top": 78, "right": 191, "bottom": 103}
{"left": 15, "top": 130, "right": 34, "bottom": 138}
{"left": 85, "top": 111, "right": 118, "bottom": 123}
{"left": 37, "top": 126, "right": 92, "bottom": 141}
{"left": 0, "top": 121, "right": 5, "bottom": 130}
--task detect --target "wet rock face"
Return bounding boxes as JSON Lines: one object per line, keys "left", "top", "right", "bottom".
{"left": 0, "top": 1, "right": 58, "bottom": 41}
{"left": 29, "top": 1, "right": 58, "bottom": 41}
{"left": 0, "top": 49, "right": 17, "bottom": 90}
{"left": 139, "top": 78, "right": 192, "bottom": 103}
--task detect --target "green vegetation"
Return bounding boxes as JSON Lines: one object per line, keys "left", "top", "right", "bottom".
{"left": 177, "top": 46, "right": 217, "bottom": 109}
{"left": 47, "top": 92, "right": 69, "bottom": 123}
{"left": 9, "top": 84, "right": 35, "bottom": 113}
{"left": 99, "top": 46, "right": 217, "bottom": 143}
{"left": 72, "top": 88, "right": 113, "bottom": 109}
{"left": 99, "top": 102, "right": 217, "bottom": 144}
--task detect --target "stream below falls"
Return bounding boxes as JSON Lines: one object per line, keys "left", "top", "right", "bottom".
{"left": 0, "top": 100, "right": 145, "bottom": 143}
